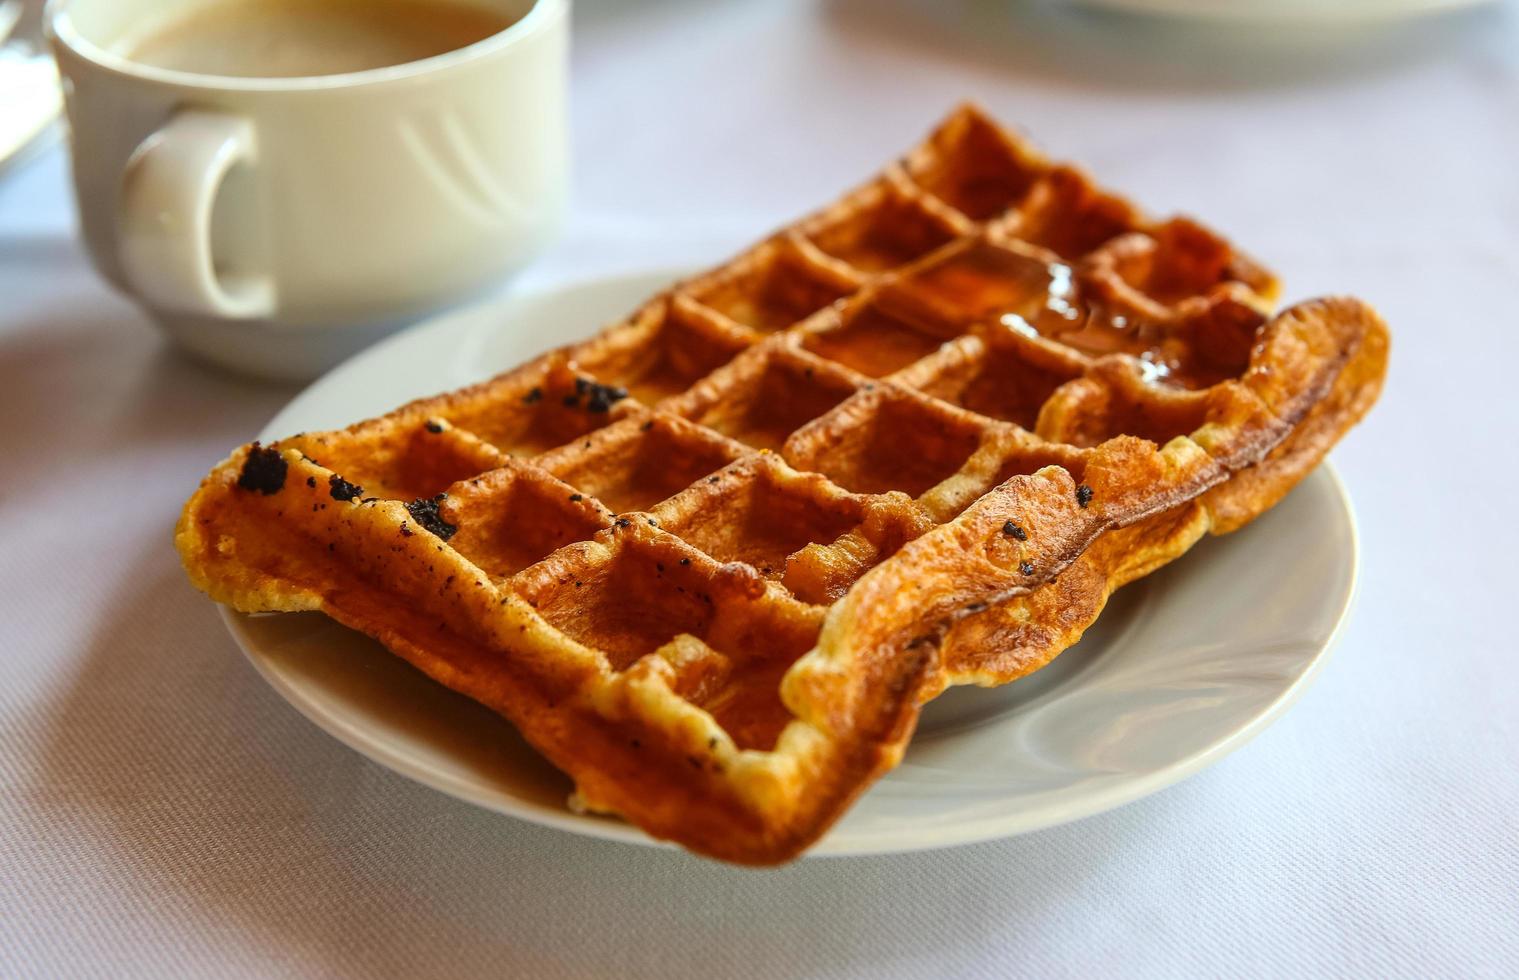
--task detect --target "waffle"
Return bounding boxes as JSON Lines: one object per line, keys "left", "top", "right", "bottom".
{"left": 177, "top": 105, "right": 1388, "bottom": 864}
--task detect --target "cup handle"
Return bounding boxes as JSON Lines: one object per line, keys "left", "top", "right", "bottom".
{"left": 118, "top": 110, "right": 275, "bottom": 320}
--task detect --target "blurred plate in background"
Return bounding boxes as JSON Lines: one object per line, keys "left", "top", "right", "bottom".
{"left": 1070, "top": 0, "right": 1497, "bottom": 24}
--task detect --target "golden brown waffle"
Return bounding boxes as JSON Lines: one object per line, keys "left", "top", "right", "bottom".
{"left": 177, "top": 105, "right": 1388, "bottom": 864}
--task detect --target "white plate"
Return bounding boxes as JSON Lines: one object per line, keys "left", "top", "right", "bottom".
{"left": 1068, "top": 0, "right": 1493, "bottom": 24}
{"left": 223, "top": 270, "right": 1360, "bottom": 857}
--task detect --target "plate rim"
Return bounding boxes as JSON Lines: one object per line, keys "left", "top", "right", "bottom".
{"left": 221, "top": 270, "right": 1361, "bottom": 858}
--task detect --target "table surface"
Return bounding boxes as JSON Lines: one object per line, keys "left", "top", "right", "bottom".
{"left": 3, "top": 2, "right": 1517, "bottom": 977}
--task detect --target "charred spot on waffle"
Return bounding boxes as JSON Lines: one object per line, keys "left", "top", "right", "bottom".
{"left": 1002, "top": 520, "right": 1027, "bottom": 541}
{"left": 424, "top": 420, "right": 444, "bottom": 434}
{"left": 236, "top": 443, "right": 287, "bottom": 495}
{"left": 1019, "top": 561, "right": 1035, "bottom": 576}
{"left": 523, "top": 386, "right": 543, "bottom": 404}
{"left": 405, "top": 494, "right": 458, "bottom": 541}
{"left": 329, "top": 474, "right": 364, "bottom": 502}
{"left": 306, "top": 476, "right": 317, "bottom": 489}
{"left": 569, "top": 493, "right": 583, "bottom": 502}
{"left": 587, "top": 382, "right": 629, "bottom": 413}
{"left": 565, "top": 376, "right": 629, "bottom": 413}
{"left": 1076, "top": 484, "right": 1094, "bottom": 508}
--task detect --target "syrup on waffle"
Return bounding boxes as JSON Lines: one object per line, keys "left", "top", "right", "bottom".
{"left": 179, "top": 105, "right": 1387, "bottom": 863}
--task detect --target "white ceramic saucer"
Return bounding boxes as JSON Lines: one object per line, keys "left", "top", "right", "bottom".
{"left": 223, "top": 270, "right": 1359, "bottom": 857}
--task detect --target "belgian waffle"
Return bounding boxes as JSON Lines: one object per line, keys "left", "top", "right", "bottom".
{"left": 178, "top": 105, "right": 1388, "bottom": 864}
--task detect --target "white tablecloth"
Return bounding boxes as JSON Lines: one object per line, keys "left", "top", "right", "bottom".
{"left": 4, "top": 2, "right": 1517, "bottom": 976}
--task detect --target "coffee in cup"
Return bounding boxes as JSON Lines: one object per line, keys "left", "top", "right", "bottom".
{"left": 121, "top": 0, "right": 520, "bottom": 79}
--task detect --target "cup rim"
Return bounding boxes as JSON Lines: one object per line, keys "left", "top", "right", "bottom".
{"left": 45, "top": 0, "right": 562, "bottom": 92}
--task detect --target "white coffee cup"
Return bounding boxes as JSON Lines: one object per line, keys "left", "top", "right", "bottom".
{"left": 47, "top": 0, "right": 568, "bottom": 380}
